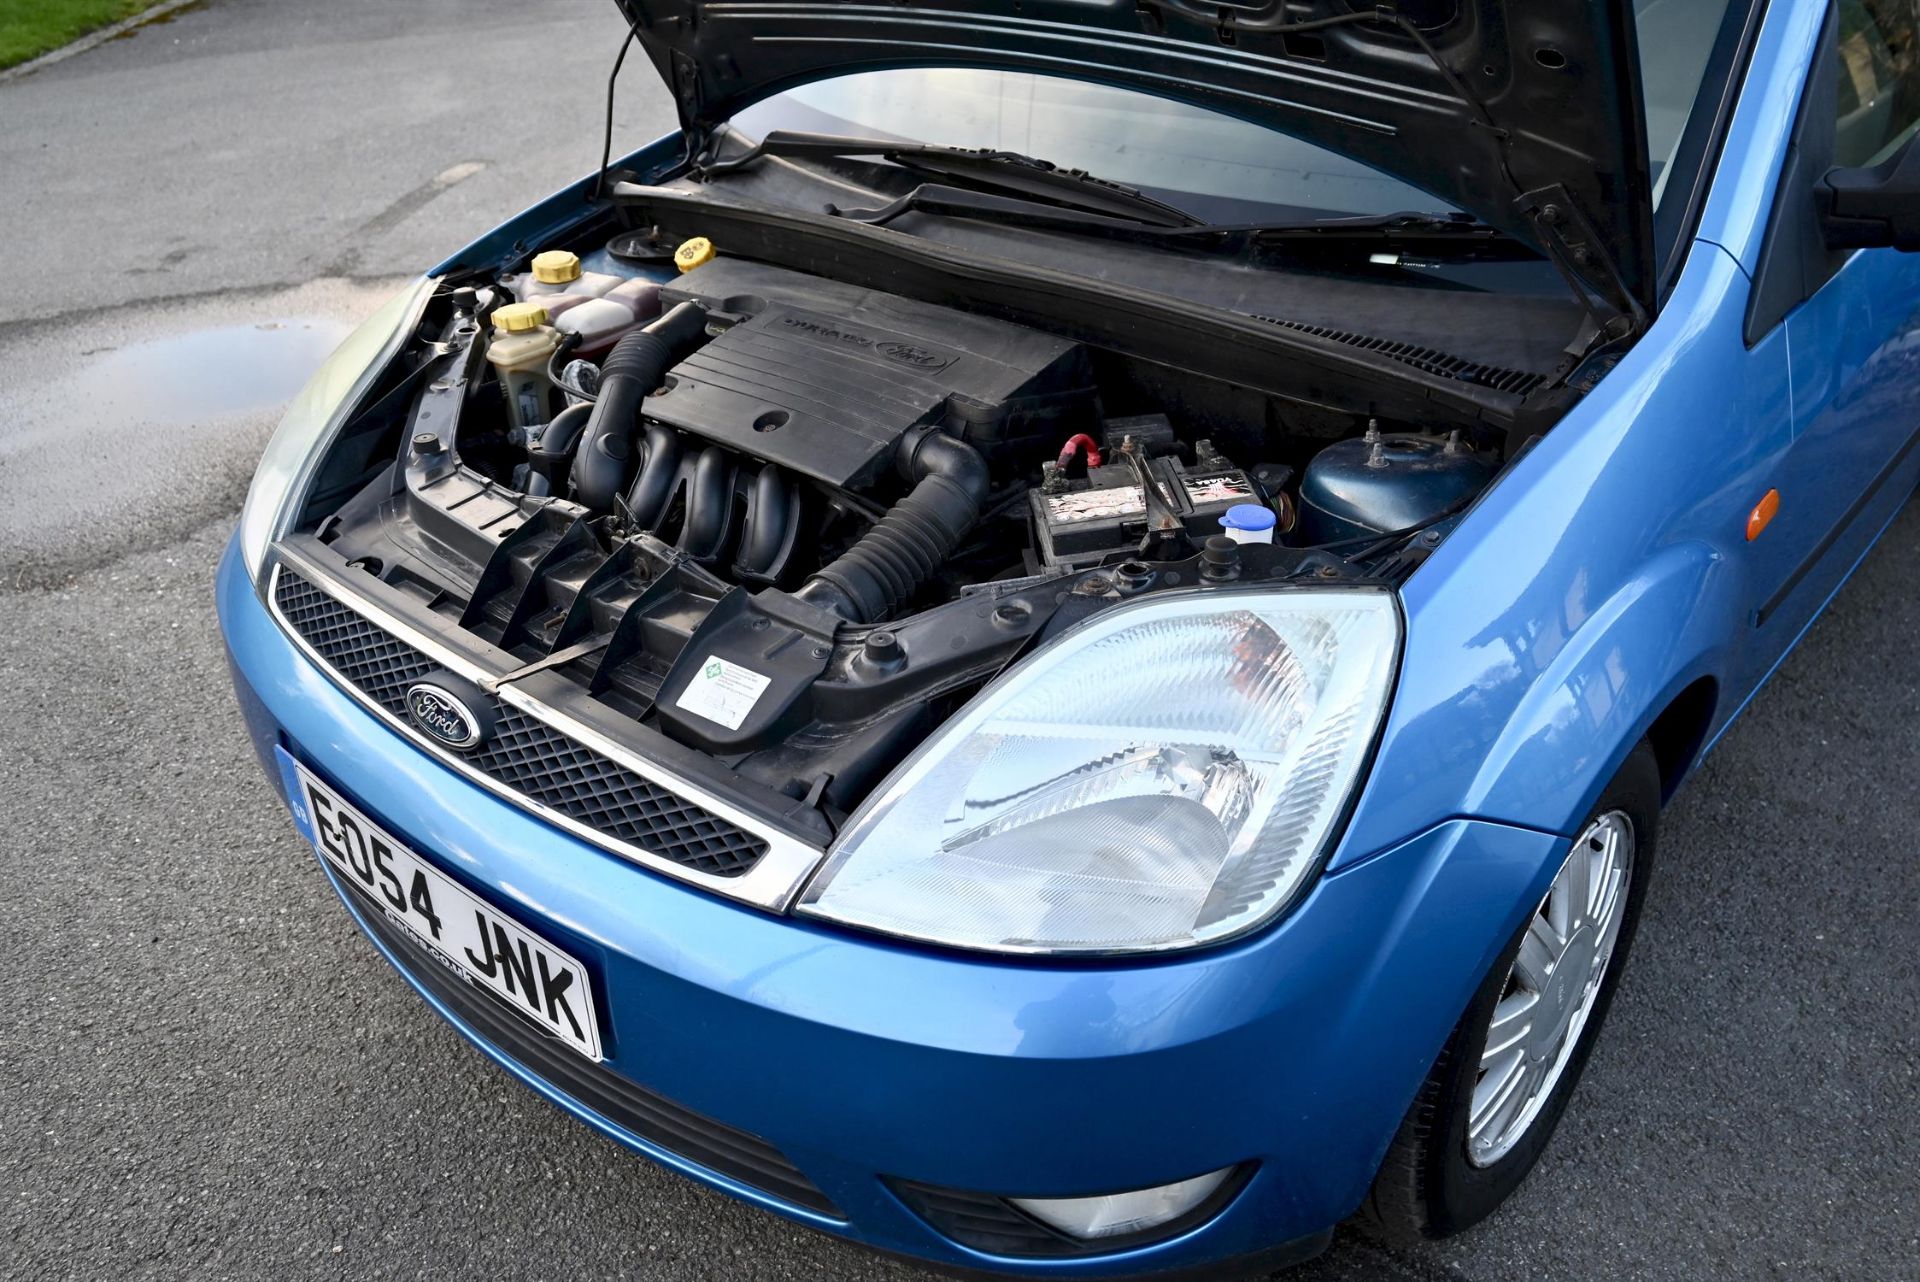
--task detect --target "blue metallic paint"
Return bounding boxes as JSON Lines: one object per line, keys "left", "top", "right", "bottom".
{"left": 217, "top": 2, "right": 1920, "bottom": 1270}
{"left": 219, "top": 540, "right": 1565, "bottom": 1273}
{"left": 1336, "top": 242, "right": 1775, "bottom": 862}
{"left": 1334, "top": 0, "right": 1920, "bottom": 863}
{"left": 1695, "top": 0, "right": 1830, "bottom": 274}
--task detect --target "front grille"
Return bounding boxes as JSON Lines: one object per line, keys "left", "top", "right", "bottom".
{"left": 341, "top": 869, "right": 840, "bottom": 1217}
{"left": 273, "top": 567, "right": 768, "bottom": 878}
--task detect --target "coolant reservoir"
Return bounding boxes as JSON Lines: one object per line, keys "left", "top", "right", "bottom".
{"left": 509, "top": 249, "right": 622, "bottom": 301}
{"left": 533, "top": 293, "right": 588, "bottom": 321}
{"left": 552, "top": 278, "right": 664, "bottom": 354}
{"left": 553, "top": 298, "right": 637, "bottom": 354}
{"left": 486, "top": 302, "right": 561, "bottom": 432}
{"left": 607, "top": 275, "right": 663, "bottom": 318}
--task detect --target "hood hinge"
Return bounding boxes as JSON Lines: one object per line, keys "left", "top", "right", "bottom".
{"left": 669, "top": 48, "right": 711, "bottom": 151}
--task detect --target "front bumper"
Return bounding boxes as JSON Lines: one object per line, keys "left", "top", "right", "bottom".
{"left": 217, "top": 535, "right": 1566, "bottom": 1278}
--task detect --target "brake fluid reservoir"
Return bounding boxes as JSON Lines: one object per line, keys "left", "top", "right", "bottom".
{"left": 486, "top": 302, "right": 561, "bottom": 432}
{"left": 508, "top": 249, "right": 622, "bottom": 301}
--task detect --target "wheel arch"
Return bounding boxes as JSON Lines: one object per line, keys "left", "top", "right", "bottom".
{"left": 1644, "top": 674, "right": 1720, "bottom": 802}
{"left": 1455, "top": 539, "right": 1739, "bottom": 837}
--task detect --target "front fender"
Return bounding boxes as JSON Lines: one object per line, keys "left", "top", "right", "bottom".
{"left": 1333, "top": 540, "right": 1737, "bottom": 868}
{"left": 1455, "top": 539, "right": 1734, "bottom": 829}
{"left": 1328, "top": 240, "right": 1782, "bottom": 869}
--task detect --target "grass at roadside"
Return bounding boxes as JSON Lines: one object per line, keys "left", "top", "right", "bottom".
{"left": 0, "top": 0, "right": 154, "bottom": 70}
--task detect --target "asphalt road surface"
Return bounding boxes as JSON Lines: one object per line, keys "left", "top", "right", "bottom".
{"left": 2, "top": 4, "right": 1914, "bottom": 1279}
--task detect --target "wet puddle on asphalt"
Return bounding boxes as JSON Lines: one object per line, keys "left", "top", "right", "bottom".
{"left": 82, "top": 318, "right": 353, "bottom": 425}
{"left": 0, "top": 277, "right": 398, "bottom": 585}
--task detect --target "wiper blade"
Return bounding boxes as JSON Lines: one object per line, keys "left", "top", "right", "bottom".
{"left": 706, "top": 131, "right": 1527, "bottom": 255}
{"left": 887, "top": 150, "right": 1202, "bottom": 228}
{"left": 699, "top": 129, "right": 1204, "bottom": 228}
{"left": 1244, "top": 210, "right": 1513, "bottom": 243}
{"left": 1246, "top": 210, "right": 1539, "bottom": 261}
{"left": 828, "top": 183, "right": 1190, "bottom": 234}
{"left": 825, "top": 185, "right": 1534, "bottom": 260}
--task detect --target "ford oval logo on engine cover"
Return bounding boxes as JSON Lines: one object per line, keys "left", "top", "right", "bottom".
{"left": 405, "top": 682, "right": 486, "bottom": 750}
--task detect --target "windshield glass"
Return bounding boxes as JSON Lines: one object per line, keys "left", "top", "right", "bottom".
{"left": 1638, "top": 0, "right": 1736, "bottom": 207}
{"left": 733, "top": 71, "right": 1443, "bottom": 224}
{"left": 729, "top": 2, "right": 1738, "bottom": 227}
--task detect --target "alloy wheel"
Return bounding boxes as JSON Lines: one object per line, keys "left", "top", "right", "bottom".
{"left": 1466, "top": 810, "right": 1635, "bottom": 1167}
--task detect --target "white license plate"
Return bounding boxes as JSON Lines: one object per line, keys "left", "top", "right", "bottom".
{"left": 280, "top": 753, "right": 604, "bottom": 1061}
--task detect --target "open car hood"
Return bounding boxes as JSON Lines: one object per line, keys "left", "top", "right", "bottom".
{"left": 614, "top": 1, "right": 1656, "bottom": 319}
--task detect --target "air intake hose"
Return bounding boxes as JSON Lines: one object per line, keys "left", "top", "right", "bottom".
{"left": 798, "top": 426, "right": 990, "bottom": 623}
{"left": 524, "top": 401, "right": 593, "bottom": 496}
{"left": 569, "top": 301, "right": 709, "bottom": 512}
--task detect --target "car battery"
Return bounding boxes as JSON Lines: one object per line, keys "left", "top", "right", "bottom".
{"left": 1031, "top": 452, "right": 1264, "bottom": 568}
{"left": 1175, "top": 460, "right": 1261, "bottom": 536}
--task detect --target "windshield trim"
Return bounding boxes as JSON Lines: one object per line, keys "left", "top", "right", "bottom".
{"left": 1651, "top": 0, "right": 1768, "bottom": 300}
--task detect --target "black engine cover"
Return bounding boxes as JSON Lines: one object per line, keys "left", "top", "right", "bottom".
{"left": 654, "top": 261, "right": 1093, "bottom": 488}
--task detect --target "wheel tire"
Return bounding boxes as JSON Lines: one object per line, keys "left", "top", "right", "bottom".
{"left": 1360, "top": 739, "right": 1661, "bottom": 1243}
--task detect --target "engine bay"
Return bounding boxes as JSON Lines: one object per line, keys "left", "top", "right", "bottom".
{"left": 293, "top": 229, "right": 1509, "bottom": 830}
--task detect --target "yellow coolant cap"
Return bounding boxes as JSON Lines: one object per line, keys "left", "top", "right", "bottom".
{"left": 674, "top": 236, "right": 716, "bottom": 272}
{"left": 492, "top": 302, "right": 549, "bottom": 333}
{"left": 531, "top": 249, "right": 581, "bottom": 284}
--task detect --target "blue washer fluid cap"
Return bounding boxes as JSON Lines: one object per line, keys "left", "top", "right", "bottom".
{"left": 1221, "top": 504, "right": 1277, "bottom": 533}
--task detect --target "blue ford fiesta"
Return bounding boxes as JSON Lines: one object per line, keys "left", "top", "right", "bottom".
{"left": 217, "top": 1, "right": 1920, "bottom": 1274}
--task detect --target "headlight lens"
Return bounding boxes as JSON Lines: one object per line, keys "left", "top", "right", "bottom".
{"left": 237, "top": 277, "right": 436, "bottom": 584}
{"left": 798, "top": 589, "right": 1398, "bottom": 954}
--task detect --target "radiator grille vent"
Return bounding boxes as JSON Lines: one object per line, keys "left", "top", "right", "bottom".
{"left": 273, "top": 568, "right": 769, "bottom": 879}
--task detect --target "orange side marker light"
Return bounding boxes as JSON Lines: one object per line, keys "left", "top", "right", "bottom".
{"left": 1746, "top": 488, "right": 1780, "bottom": 541}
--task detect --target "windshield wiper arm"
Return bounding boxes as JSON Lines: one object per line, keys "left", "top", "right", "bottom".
{"left": 699, "top": 129, "right": 1204, "bottom": 228}
{"left": 826, "top": 185, "right": 1533, "bottom": 259}
{"left": 707, "top": 131, "right": 1524, "bottom": 250}
{"left": 1243, "top": 210, "right": 1506, "bottom": 240}
{"left": 828, "top": 183, "right": 1191, "bottom": 234}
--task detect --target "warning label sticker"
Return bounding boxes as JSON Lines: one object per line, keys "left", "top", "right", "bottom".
{"left": 1181, "top": 471, "right": 1255, "bottom": 506}
{"left": 1045, "top": 485, "right": 1146, "bottom": 524}
{"left": 674, "top": 655, "right": 773, "bottom": 731}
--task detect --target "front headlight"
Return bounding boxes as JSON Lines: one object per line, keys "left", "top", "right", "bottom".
{"left": 798, "top": 589, "right": 1399, "bottom": 955}
{"left": 237, "top": 277, "right": 437, "bottom": 584}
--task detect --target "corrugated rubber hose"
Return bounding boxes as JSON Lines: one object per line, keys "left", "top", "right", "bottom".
{"left": 797, "top": 426, "right": 990, "bottom": 622}
{"left": 569, "top": 301, "right": 709, "bottom": 512}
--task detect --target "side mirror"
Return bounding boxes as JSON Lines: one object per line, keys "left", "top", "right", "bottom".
{"left": 1820, "top": 133, "right": 1920, "bottom": 251}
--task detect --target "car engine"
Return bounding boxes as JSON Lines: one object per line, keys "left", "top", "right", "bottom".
{"left": 291, "top": 235, "right": 1502, "bottom": 829}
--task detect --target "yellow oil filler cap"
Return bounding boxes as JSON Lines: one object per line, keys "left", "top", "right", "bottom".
{"left": 674, "top": 237, "right": 716, "bottom": 273}
{"left": 492, "top": 302, "right": 549, "bottom": 333}
{"left": 531, "top": 250, "right": 582, "bottom": 284}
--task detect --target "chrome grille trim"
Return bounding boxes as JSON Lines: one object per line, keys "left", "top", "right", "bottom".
{"left": 265, "top": 548, "right": 826, "bottom": 912}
